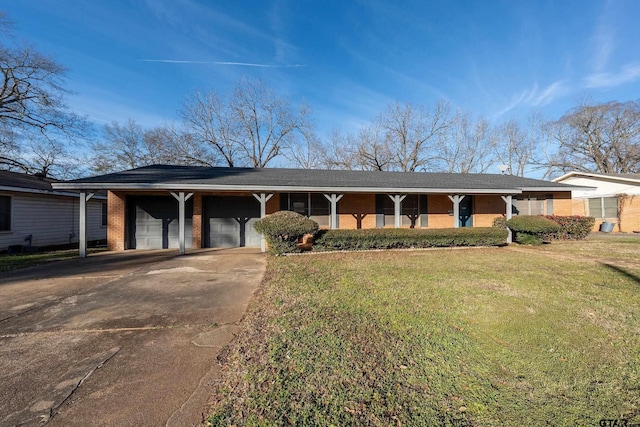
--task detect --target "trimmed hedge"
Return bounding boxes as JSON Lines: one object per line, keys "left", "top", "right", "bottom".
{"left": 254, "top": 211, "right": 319, "bottom": 255}
{"left": 543, "top": 215, "right": 595, "bottom": 240}
{"left": 313, "top": 227, "right": 508, "bottom": 252}
{"left": 506, "top": 215, "right": 561, "bottom": 245}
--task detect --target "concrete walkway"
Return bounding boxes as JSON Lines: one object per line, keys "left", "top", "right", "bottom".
{"left": 0, "top": 248, "right": 265, "bottom": 427}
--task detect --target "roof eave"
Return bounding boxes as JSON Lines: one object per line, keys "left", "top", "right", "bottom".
{"left": 0, "top": 185, "right": 107, "bottom": 199}
{"left": 52, "top": 182, "right": 526, "bottom": 194}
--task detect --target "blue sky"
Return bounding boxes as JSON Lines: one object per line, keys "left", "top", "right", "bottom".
{"left": 4, "top": 0, "right": 640, "bottom": 136}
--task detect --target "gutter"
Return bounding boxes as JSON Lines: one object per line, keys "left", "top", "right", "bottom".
{"left": 0, "top": 185, "right": 108, "bottom": 199}
{"left": 52, "top": 182, "right": 527, "bottom": 194}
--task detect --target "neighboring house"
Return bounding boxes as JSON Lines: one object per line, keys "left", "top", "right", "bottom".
{"left": 554, "top": 172, "right": 640, "bottom": 232}
{"left": 0, "top": 170, "right": 107, "bottom": 252}
{"left": 52, "top": 165, "right": 583, "bottom": 254}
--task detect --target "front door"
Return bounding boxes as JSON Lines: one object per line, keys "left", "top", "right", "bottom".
{"left": 459, "top": 195, "right": 473, "bottom": 227}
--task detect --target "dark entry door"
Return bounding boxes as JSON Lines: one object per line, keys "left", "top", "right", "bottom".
{"left": 204, "top": 196, "right": 261, "bottom": 248}
{"left": 128, "top": 196, "right": 193, "bottom": 249}
{"left": 459, "top": 195, "right": 473, "bottom": 227}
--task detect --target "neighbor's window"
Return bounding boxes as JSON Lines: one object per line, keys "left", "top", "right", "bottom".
{"left": 0, "top": 195, "right": 11, "bottom": 231}
{"left": 588, "top": 197, "right": 618, "bottom": 219}
{"left": 101, "top": 202, "right": 108, "bottom": 226}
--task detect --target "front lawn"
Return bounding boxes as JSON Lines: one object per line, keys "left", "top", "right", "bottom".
{"left": 209, "top": 240, "right": 640, "bottom": 426}
{"left": 0, "top": 248, "right": 105, "bottom": 272}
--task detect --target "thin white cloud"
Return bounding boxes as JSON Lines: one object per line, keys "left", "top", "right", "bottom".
{"left": 591, "top": 18, "right": 614, "bottom": 72}
{"left": 532, "top": 81, "right": 568, "bottom": 106}
{"left": 584, "top": 62, "right": 640, "bottom": 88}
{"left": 493, "top": 80, "right": 568, "bottom": 118}
{"left": 140, "top": 59, "right": 306, "bottom": 68}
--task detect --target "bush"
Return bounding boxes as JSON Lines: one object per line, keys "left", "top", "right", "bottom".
{"left": 313, "top": 227, "right": 508, "bottom": 251}
{"left": 492, "top": 216, "right": 507, "bottom": 229}
{"left": 543, "top": 215, "right": 595, "bottom": 240}
{"left": 254, "top": 211, "right": 319, "bottom": 255}
{"left": 506, "top": 216, "right": 561, "bottom": 245}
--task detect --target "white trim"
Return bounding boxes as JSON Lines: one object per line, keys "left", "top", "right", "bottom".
{"left": 553, "top": 171, "right": 633, "bottom": 186}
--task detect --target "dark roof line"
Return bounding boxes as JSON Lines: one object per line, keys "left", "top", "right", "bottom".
{"left": 52, "top": 164, "right": 583, "bottom": 193}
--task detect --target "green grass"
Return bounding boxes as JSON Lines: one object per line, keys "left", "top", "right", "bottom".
{"left": 0, "top": 248, "right": 105, "bottom": 272}
{"left": 209, "top": 239, "right": 640, "bottom": 426}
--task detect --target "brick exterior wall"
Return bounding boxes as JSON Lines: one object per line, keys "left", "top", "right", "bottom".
{"left": 105, "top": 190, "right": 578, "bottom": 250}
{"left": 338, "top": 194, "right": 377, "bottom": 229}
{"left": 426, "top": 195, "right": 454, "bottom": 228}
{"left": 618, "top": 195, "right": 640, "bottom": 232}
{"left": 107, "top": 191, "right": 126, "bottom": 251}
{"left": 192, "top": 193, "right": 202, "bottom": 249}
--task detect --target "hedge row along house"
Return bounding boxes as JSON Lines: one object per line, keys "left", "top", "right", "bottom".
{"left": 52, "top": 165, "right": 587, "bottom": 256}
{"left": 554, "top": 172, "right": 640, "bottom": 233}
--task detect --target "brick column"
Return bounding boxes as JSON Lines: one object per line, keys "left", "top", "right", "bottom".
{"left": 192, "top": 193, "right": 202, "bottom": 249}
{"left": 107, "top": 191, "right": 126, "bottom": 251}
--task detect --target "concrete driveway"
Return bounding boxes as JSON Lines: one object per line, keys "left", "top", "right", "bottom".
{"left": 0, "top": 249, "right": 265, "bottom": 427}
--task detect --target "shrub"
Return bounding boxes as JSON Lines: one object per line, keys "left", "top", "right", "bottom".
{"left": 506, "top": 215, "right": 561, "bottom": 245}
{"left": 543, "top": 215, "right": 595, "bottom": 240}
{"left": 492, "top": 216, "right": 507, "bottom": 229}
{"left": 313, "top": 227, "right": 508, "bottom": 251}
{"left": 254, "top": 211, "right": 319, "bottom": 255}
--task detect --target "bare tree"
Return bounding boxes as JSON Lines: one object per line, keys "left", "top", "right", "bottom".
{"left": 378, "top": 101, "right": 452, "bottom": 172}
{"left": 317, "top": 130, "right": 359, "bottom": 170}
{"left": 0, "top": 13, "right": 90, "bottom": 177}
{"left": 544, "top": 100, "right": 640, "bottom": 176}
{"left": 493, "top": 114, "right": 544, "bottom": 177}
{"left": 433, "top": 111, "right": 496, "bottom": 173}
{"left": 282, "top": 129, "right": 325, "bottom": 169}
{"left": 90, "top": 120, "right": 147, "bottom": 173}
{"left": 181, "top": 77, "right": 314, "bottom": 168}
{"left": 146, "top": 125, "right": 217, "bottom": 167}
{"left": 180, "top": 90, "right": 238, "bottom": 166}
{"left": 354, "top": 123, "right": 393, "bottom": 171}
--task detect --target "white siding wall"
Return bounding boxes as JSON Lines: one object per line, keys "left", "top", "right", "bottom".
{"left": 561, "top": 176, "right": 640, "bottom": 198}
{"left": 0, "top": 192, "right": 106, "bottom": 251}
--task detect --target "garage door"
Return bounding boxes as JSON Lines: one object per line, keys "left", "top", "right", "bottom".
{"left": 204, "top": 196, "right": 261, "bottom": 248}
{"left": 129, "top": 196, "right": 193, "bottom": 249}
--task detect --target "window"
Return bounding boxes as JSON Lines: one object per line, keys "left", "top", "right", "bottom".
{"left": 0, "top": 196, "right": 11, "bottom": 231}
{"left": 101, "top": 202, "right": 108, "bottom": 226}
{"left": 588, "top": 197, "right": 618, "bottom": 219}
{"left": 512, "top": 195, "right": 554, "bottom": 216}
{"left": 376, "top": 194, "right": 427, "bottom": 228}
{"left": 280, "top": 193, "right": 331, "bottom": 227}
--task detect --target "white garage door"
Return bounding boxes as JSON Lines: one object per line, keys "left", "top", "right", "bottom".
{"left": 204, "top": 196, "right": 261, "bottom": 248}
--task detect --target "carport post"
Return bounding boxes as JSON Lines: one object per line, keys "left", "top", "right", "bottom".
{"left": 501, "top": 195, "right": 513, "bottom": 244}
{"left": 323, "top": 194, "right": 343, "bottom": 229}
{"left": 79, "top": 191, "right": 94, "bottom": 258}
{"left": 253, "top": 193, "right": 273, "bottom": 253}
{"left": 171, "top": 192, "right": 193, "bottom": 255}
{"left": 388, "top": 194, "right": 406, "bottom": 228}
{"left": 448, "top": 195, "right": 464, "bottom": 228}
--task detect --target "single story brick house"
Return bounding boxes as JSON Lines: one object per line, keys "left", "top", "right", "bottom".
{"left": 0, "top": 170, "right": 107, "bottom": 252}
{"left": 52, "top": 165, "right": 583, "bottom": 255}
{"left": 553, "top": 171, "right": 640, "bottom": 232}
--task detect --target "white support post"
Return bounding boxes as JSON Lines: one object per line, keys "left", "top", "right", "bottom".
{"left": 171, "top": 191, "right": 193, "bottom": 255}
{"left": 253, "top": 193, "right": 273, "bottom": 253}
{"left": 501, "top": 195, "right": 513, "bottom": 244}
{"left": 79, "top": 191, "right": 94, "bottom": 258}
{"left": 323, "top": 194, "right": 344, "bottom": 229}
{"left": 388, "top": 194, "right": 407, "bottom": 228}
{"left": 448, "top": 195, "right": 464, "bottom": 228}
